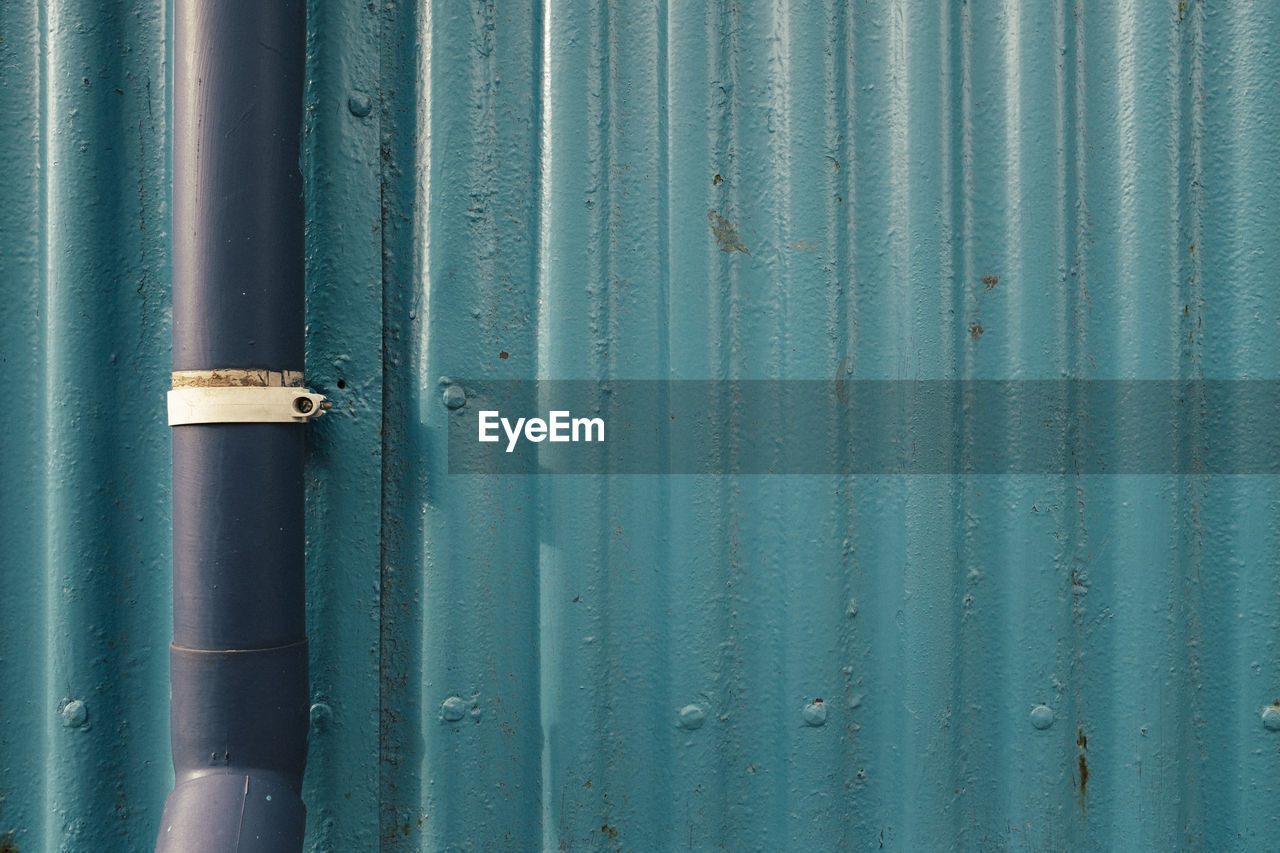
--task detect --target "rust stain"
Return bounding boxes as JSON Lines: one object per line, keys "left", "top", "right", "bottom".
{"left": 835, "top": 354, "right": 851, "bottom": 403}
{"left": 712, "top": 173, "right": 724, "bottom": 186}
{"left": 969, "top": 322, "right": 985, "bottom": 340}
{"left": 498, "top": 350, "right": 509, "bottom": 359}
{"left": 707, "top": 210, "right": 750, "bottom": 255}
{"left": 1076, "top": 726, "right": 1089, "bottom": 807}
{"left": 982, "top": 274, "right": 999, "bottom": 289}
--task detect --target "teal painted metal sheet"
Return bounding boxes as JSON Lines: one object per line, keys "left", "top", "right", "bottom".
{"left": 0, "top": 1, "right": 173, "bottom": 850}
{"left": 2, "top": 1, "right": 1280, "bottom": 851}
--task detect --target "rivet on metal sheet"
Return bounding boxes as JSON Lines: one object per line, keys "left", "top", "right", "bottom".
{"left": 677, "top": 704, "right": 706, "bottom": 730}
{"left": 347, "top": 94, "right": 372, "bottom": 117}
{"left": 442, "top": 696, "right": 467, "bottom": 722}
{"left": 1030, "top": 704, "right": 1055, "bottom": 730}
{"left": 442, "top": 385, "right": 467, "bottom": 409}
{"left": 60, "top": 698, "right": 88, "bottom": 728}
{"left": 310, "top": 703, "right": 333, "bottom": 732}
{"left": 803, "top": 699, "right": 828, "bottom": 727}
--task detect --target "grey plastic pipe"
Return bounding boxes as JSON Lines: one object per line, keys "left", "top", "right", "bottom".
{"left": 157, "top": 1, "right": 310, "bottom": 850}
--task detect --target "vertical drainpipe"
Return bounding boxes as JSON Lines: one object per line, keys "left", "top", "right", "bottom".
{"left": 157, "top": 2, "right": 317, "bottom": 850}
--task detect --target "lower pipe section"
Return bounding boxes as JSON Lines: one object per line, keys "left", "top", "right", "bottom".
{"left": 157, "top": 642, "right": 309, "bottom": 852}
{"left": 157, "top": 774, "right": 305, "bottom": 852}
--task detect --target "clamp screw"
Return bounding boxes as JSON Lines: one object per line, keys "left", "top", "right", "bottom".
{"left": 294, "top": 397, "right": 314, "bottom": 414}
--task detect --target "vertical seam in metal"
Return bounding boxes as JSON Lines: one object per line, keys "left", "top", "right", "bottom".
{"left": 38, "top": 0, "right": 55, "bottom": 847}
{"left": 377, "top": 0, "right": 393, "bottom": 845}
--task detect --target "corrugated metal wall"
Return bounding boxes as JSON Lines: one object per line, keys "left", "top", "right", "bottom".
{"left": 2, "top": 1, "right": 1279, "bottom": 850}
{"left": 1, "top": 1, "right": 173, "bottom": 850}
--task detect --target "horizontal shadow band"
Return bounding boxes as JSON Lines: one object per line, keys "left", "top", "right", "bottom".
{"left": 442, "top": 380, "right": 1280, "bottom": 475}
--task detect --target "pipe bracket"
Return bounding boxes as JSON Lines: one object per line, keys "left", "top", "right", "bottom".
{"left": 168, "top": 370, "right": 328, "bottom": 425}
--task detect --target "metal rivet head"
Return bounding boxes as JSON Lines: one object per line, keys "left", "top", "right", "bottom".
{"left": 442, "top": 696, "right": 467, "bottom": 722}
{"left": 61, "top": 699, "right": 88, "bottom": 728}
{"left": 1030, "top": 704, "right": 1055, "bottom": 730}
{"left": 803, "top": 699, "right": 827, "bottom": 727}
{"left": 1262, "top": 706, "right": 1280, "bottom": 731}
{"left": 348, "top": 94, "right": 372, "bottom": 117}
{"left": 293, "top": 396, "right": 314, "bottom": 414}
{"left": 442, "top": 385, "right": 466, "bottom": 409}
{"left": 310, "top": 702, "right": 333, "bottom": 731}
{"left": 677, "top": 704, "right": 705, "bottom": 730}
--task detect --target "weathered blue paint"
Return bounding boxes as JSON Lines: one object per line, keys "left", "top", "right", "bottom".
{"left": 298, "top": 0, "right": 385, "bottom": 848}
{"left": 0, "top": 2, "right": 173, "bottom": 851}
{"left": 2, "top": 1, "right": 1280, "bottom": 851}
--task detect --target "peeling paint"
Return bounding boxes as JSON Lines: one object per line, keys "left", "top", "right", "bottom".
{"left": 707, "top": 210, "right": 750, "bottom": 255}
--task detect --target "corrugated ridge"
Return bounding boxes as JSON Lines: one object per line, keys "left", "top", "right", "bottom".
{"left": 407, "top": 0, "right": 545, "bottom": 848}
{"left": 299, "top": 0, "right": 384, "bottom": 847}
{"left": 1198, "top": 3, "right": 1280, "bottom": 847}
{"left": 36, "top": 2, "right": 54, "bottom": 851}
{"left": 821, "top": 2, "right": 859, "bottom": 837}
{"left": 34, "top": 3, "right": 171, "bottom": 851}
